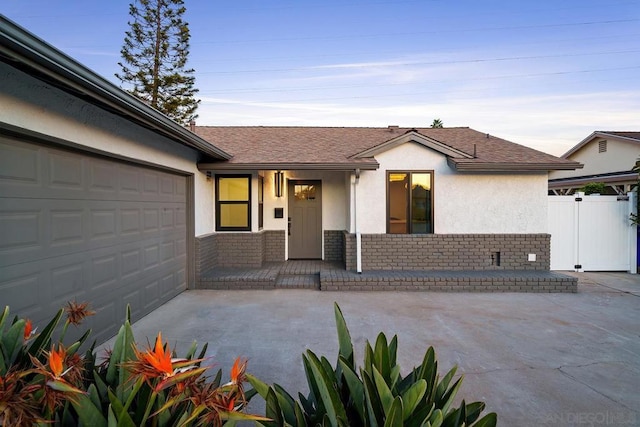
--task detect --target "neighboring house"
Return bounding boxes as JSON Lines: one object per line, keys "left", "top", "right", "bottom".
{"left": 0, "top": 17, "right": 230, "bottom": 343}
{"left": 548, "top": 131, "right": 640, "bottom": 195}
{"left": 193, "top": 126, "right": 580, "bottom": 276}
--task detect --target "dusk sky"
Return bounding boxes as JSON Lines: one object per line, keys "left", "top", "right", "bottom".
{"left": 3, "top": 1, "right": 639, "bottom": 155}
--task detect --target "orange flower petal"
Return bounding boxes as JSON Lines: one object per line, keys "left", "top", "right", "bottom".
{"left": 49, "top": 345, "right": 65, "bottom": 378}
{"left": 24, "top": 319, "right": 33, "bottom": 340}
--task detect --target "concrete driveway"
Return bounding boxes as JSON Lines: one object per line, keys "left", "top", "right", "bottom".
{"left": 104, "top": 272, "right": 639, "bottom": 426}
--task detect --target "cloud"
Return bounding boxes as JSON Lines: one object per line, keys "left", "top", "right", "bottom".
{"left": 198, "top": 90, "right": 640, "bottom": 155}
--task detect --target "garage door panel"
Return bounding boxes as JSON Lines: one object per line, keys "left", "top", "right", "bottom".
{"left": 1, "top": 199, "right": 186, "bottom": 267}
{"left": 1, "top": 139, "right": 189, "bottom": 343}
{"left": 0, "top": 140, "right": 41, "bottom": 186}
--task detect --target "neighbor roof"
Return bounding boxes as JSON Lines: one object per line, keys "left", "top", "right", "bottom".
{"left": 0, "top": 16, "right": 231, "bottom": 160}
{"left": 196, "top": 126, "right": 581, "bottom": 172}
{"left": 562, "top": 131, "right": 640, "bottom": 158}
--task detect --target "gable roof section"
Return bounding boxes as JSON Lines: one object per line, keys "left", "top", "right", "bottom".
{"left": 562, "top": 131, "right": 640, "bottom": 158}
{"left": 196, "top": 126, "right": 580, "bottom": 172}
{"left": 352, "top": 130, "right": 473, "bottom": 159}
{"left": 0, "top": 16, "right": 231, "bottom": 160}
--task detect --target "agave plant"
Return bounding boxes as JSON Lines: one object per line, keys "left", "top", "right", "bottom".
{"left": 248, "top": 303, "right": 497, "bottom": 427}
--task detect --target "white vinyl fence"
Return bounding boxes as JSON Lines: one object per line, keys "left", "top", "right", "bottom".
{"left": 548, "top": 193, "right": 637, "bottom": 272}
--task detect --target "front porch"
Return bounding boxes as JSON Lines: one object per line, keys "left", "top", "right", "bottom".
{"left": 197, "top": 260, "right": 578, "bottom": 292}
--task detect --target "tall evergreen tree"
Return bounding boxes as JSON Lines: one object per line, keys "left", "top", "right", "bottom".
{"left": 117, "top": 0, "right": 200, "bottom": 125}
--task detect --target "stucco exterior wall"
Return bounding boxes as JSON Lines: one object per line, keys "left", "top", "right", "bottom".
{"left": 354, "top": 142, "right": 549, "bottom": 234}
{"left": 550, "top": 137, "right": 639, "bottom": 180}
{"left": 0, "top": 62, "right": 215, "bottom": 236}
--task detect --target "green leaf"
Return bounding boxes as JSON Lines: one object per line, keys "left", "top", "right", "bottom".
{"left": 294, "top": 400, "right": 306, "bottom": 426}
{"left": 106, "top": 318, "right": 135, "bottom": 402}
{"left": 28, "top": 308, "right": 64, "bottom": 357}
{"left": 372, "top": 366, "right": 394, "bottom": 416}
{"left": 362, "top": 370, "right": 382, "bottom": 427}
{"left": 374, "top": 333, "right": 391, "bottom": 383}
{"left": 88, "top": 383, "right": 102, "bottom": 415}
{"left": 418, "top": 347, "right": 438, "bottom": 401}
{"left": 388, "top": 335, "right": 398, "bottom": 371}
{"left": 442, "top": 400, "right": 465, "bottom": 427}
{"left": 383, "top": 397, "right": 404, "bottom": 427}
{"left": 428, "top": 409, "right": 444, "bottom": 427}
{"left": 464, "top": 401, "right": 486, "bottom": 425}
{"left": 334, "top": 303, "right": 354, "bottom": 367}
{"left": 437, "top": 376, "right": 463, "bottom": 416}
{"left": 401, "top": 379, "right": 427, "bottom": 420}
{"left": 338, "top": 356, "right": 365, "bottom": 422}
{"left": 247, "top": 373, "right": 271, "bottom": 399}
{"left": 1, "top": 318, "right": 24, "bottom": 364}
{"left": 434, "top": 366, "right": 457, "bottom": 405}
{"left": 107, "top": 389, "right": 136, "bottom": 427}
{"left": 305, "top": 350, "right": 348, "bottom": 427}
{"left": 0, "top": 306, "right": 9, "bottom": 332}
{"left": 472, "top": 412, "right": 498, "bottom": 427}
{"left": 264, "top": 387, "right": 284, "bottom": 427}
{"left": 70, "top": 392, "right": 108, "bottom": 427}
{"left": 274, "top": 383, "right": 298, "bottom": 425}
{"left": 46, "top": 379, "right": 85, "bottom": 393}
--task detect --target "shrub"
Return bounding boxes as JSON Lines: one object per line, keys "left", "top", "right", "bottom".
{"left": 248, "top": 303, "right": 497, "bottom": 427}
{"left": 0, "top": 303, "right": 265, "bottom": 426}
{"left": 579, "top": 182, "right": 606, "bottom": 195}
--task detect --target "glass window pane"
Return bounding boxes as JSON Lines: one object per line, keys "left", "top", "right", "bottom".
{"left": 388, "top": 173, "right": 408, "bottom": 233}
{"left": 411, "top": 173, "right": 431, "bottom": 233}
{"left": 219, "top": 204, "right": 249, "bottom": 227}
{"left": 295, "top": 184, "right": 317, "bottom": 201}
{"left": 219, "top": 177, "right": 249, "bottom": 201}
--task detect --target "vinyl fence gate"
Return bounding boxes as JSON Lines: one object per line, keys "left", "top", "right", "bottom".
{"left": 548, "top": 193, "right": 637, "bottom": 272}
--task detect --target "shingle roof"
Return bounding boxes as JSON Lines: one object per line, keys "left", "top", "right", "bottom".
{"left": 195, "top": 126, "right": 580, "bottom": 172}
{"left": 597, "top": 131, "right": 640, "bottom": 141}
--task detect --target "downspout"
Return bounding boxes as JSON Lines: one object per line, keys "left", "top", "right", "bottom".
{"left": 354, "top": 169, "right": 362, "bottom": 273}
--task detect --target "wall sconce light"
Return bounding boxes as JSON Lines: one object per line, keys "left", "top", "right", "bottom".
{"left": 274, "top": 171, "right": 284, "bottom": 197}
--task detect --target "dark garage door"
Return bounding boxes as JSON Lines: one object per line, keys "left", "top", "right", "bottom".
{"left": 0, "top": 137, "right": 188, "bottom": 344}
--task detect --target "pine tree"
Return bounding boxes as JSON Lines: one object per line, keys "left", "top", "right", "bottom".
{"left": 117, "top": 0, "right": 200, "bottom": 125}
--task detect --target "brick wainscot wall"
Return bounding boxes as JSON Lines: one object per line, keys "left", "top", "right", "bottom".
{"left": 344, "top": 232, "right": 550, "bottom": 271}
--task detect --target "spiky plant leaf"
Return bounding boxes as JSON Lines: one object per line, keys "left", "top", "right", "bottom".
{"left": 338, "top": 356, "right": 365, "bottom": 422}
{"left": 472, "top": 412, "right": 498, "bottom": 427}
{"left": 305, "top": 351, "right": 348, "bottom": 426}
{"left": 401, "top": 379, "right": 427, "bottom": 421}
{"left": 334, "top": 303, "right": 354, "bottom": 367}
{"left": 383, "top": 396, "right": 404, "bottom": 427}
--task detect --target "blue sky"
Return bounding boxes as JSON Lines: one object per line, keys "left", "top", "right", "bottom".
{"left": 3, "top": 0, "right": 639, "bottom": 155}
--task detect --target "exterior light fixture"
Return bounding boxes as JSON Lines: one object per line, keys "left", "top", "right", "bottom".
{"left": 274, "top": 171, "right": 284, "bottom": 197}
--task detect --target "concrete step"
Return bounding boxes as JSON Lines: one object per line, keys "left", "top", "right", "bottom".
{"left": 275, "top": 273, "right": 320, "bottom": 289}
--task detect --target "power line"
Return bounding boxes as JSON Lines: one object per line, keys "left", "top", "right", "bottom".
{"left": 199, "top": 65, "right": 640, "bottom": 102}
{"left": 195, "top": 50, "right": 640, "bottom": 75}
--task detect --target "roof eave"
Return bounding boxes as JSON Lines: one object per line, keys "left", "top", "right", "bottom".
{"left": 0, "top": 16, "right": 232, "bottom": 160}
{"left": 198, "top": 161, "right": 379, "bottom": 171}
{"left": 449, "top": 158, "right": 583, "bottom": 172}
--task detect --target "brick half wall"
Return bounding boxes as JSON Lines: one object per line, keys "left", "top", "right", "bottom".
{"left": 344, "top": 233, "right": 550, "bottom": 271}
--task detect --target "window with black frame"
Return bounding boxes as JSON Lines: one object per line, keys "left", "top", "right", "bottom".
{"left": 387, "top": 171, "right": 433, "bottom": 234}
{"left": 216, "top": 175, "right": 251, "bottom": 231}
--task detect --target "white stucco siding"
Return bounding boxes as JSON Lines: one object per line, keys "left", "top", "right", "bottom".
{"left": 550, "top": 138, "right": 640, "bottom": 180}
{"left": 355, "top": 142, "right": 549, "bottom": 234}
{"left": 0, "top": 62, "right": 215, "bottom": 235}
{"left": 436, "top": 172, "right": 548, "bottom": 233}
